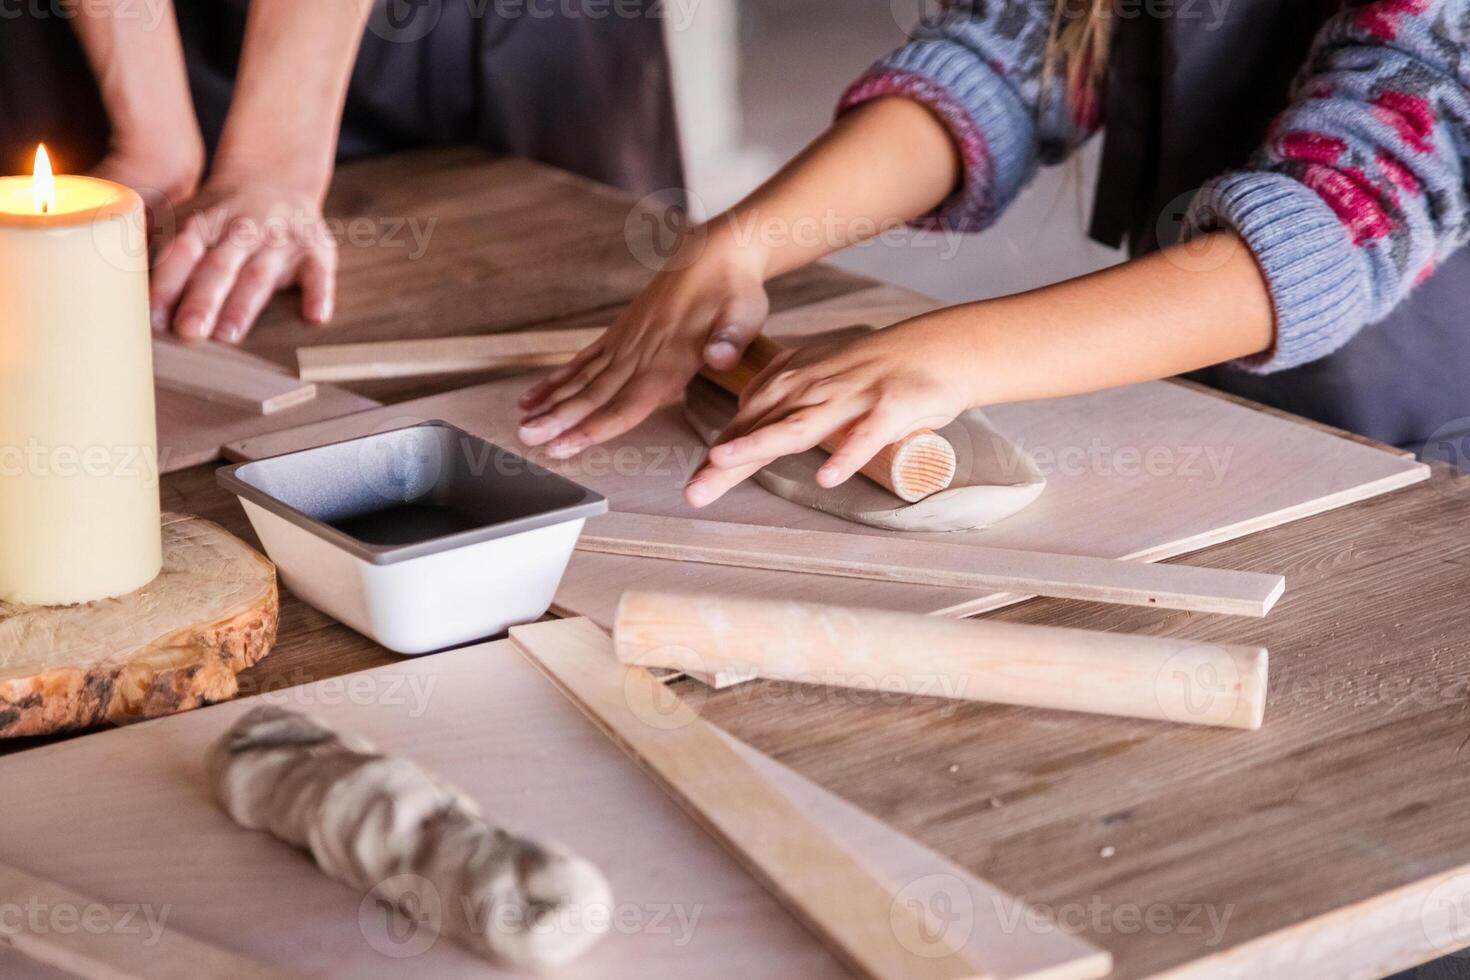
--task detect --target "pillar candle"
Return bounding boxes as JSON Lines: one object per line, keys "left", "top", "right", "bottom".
{"left": 0, "top": 149, "right": 161, "bottom": 605}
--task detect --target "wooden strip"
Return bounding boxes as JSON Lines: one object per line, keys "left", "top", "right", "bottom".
{"left": 0, "top": 860, "right": 297, "bottom": 980}
{"left": 153, "top": 340, "right": 317, "bottom": 415}
{"left": 719, "top": 730, "right": 1112, "bottom": 980}
{"left": 509, "top": 618, "right": 988, "bottom": 980}
{"left": 700, "top": 335, "right": 956, "bottom": 502}
{"left": 613, "top": 592, "right": 1269, "bottom": 730}
{"left": 296, "top": 327, "right": 607, "bottom": 382}
{"left": 579, "top": 512, "right": 1285, "bottom": 617}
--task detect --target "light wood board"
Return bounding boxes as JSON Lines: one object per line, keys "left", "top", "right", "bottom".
{"left": 0, "top": 860, "right": 295, "bottom": 980}
{"left": 224, "top": 353, "right": 1427, "bottom": 633}
{"left": 513, "top": 618, "right": 979, "bottom": 979}
{"left": 153, "top": 339, "right": 318, "bottom": 415}
{"left": 579, "top": 512, "right": 1285, "bottom": 617}
{"left": 155, "top": 380, "right": 378, "bottom": 475}
{"left": 296, "top": 326, "right": 608, "bottom": 382}
{"left": 0, "top": 634, "right": 1107, "bottom": 980}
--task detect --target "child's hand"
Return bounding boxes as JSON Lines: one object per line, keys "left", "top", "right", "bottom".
{"left": 684, "top": 318, "right": 977, "bottom": 507}
{"left": 518, "top": 234, "right": 771, "bottom": 459}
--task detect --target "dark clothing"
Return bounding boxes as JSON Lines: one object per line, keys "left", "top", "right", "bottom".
{"left": 0, "top": 0, "right": 683, "bottom": 196}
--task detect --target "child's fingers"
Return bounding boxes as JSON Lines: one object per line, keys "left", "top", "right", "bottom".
{"left": 684, "top": 456, "right": 766, "bottom": 507}
{"left": 736, "top": 349, "right": 799, "bottom": 410}
{"left": 517, "top": 361, "right": 634, "bottom": 448}
{"left": 520, "top": 349, "right": 609, "bottom": 416}
{"left": 519, "top": 342, "right": 605, "bottom": 411}
{"left": 708, "top": 400, "right": 863, "bottom": 469}
{"left": 815, "top": 409, "right": 905, "bottom": 487}
{"left": 544, "top": 376, "right": 674, "bottom": 459}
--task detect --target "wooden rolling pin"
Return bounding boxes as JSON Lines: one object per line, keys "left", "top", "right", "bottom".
{"left": 699, "top": 335, "right": 957, "bottom": 503}
{"left": 614, "top": 592, "right": 1268, "bottom": 730}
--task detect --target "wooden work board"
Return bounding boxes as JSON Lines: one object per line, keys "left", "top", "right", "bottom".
{"left": 225, "top": 289, "right": 1429, "bottom": 633}
{"left": 0, "top": 625, "right": 1107, "bottom": 980}
{"left": 153, "top": 341, "right": 379, "bottom": 475}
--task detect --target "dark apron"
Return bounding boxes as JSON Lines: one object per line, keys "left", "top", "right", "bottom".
{"left": 0, "top": 0, "right": 683, "bottom": 196}
{"left": 1091, "top": 0, "right": 1470, "bottom": 450}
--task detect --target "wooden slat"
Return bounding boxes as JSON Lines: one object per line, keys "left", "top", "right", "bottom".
{"left": 0, "top": 861, "right": 295, "bottom": 980}
{"left": 153, "top": 340, "right": 317, "bottom": 415}
{"left": 579, "top": 511, "right": 1286, "bottom": 617}
{"left": 296, "top": 326, "right": 607, "bottom": 382}
{"left": 510, "top": 618, "right": 988, "bottom": 980}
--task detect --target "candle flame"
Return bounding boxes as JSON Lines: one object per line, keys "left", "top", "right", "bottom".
{"left": 33, "top": 145, "right": 55, "bottom": 215}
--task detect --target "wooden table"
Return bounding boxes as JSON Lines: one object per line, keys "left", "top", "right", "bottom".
{"left": 15, "top": 148, "right": 1470, "bottom": 979}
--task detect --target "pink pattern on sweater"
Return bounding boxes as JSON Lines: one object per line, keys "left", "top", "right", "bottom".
{"left": 1277, "top": 131, "right": 1349, "bottom": 166}
{"left": 1372, "top": 90, "right": 1437, "bottom": 153}
{"left": 1300, "top": 163, "right": 1396, "bottom": 244}
{"left": 1377, "top": 148, "right": 1423, "bottom": 194}
{"left": 1354, "top": 0, "right": 1431, "bottom": 40}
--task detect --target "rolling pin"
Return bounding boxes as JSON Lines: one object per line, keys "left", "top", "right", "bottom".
{"left": 699, "top": 335, "right": 957, "bottom": 503}
{"left": 613, "top": 592, "right": 1268, "bottom": 730}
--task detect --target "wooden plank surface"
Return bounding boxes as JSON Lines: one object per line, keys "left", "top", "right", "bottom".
{"left": 153, "top": 340, "right": 317, "bottom": 415}
{"left": 0, "top": 636, "right": 1107, "bottom": 980}
{"left": 0, "top": 861, "right": 295, "bottom": 980}
{"left": 9, "top": 151, "right": 1470, "bottom": 978}
{"left": 578, "top": 512, "right": 1286, "bottom": 617}
{"left": 296, "top": 325, "right": 607, "bottom": 382}
{"left": 154, "top": 377, "right": 378, "bottom": 475}
{"left": 511, "top": 618, "right": 985, "bottom": 980}
{"left": 221, "top": 360, "right": 1424, "bottom": 636}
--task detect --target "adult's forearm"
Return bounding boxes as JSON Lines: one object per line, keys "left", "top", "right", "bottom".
{"left": 68, "top": 0, "right": 201, "bottom": 172}
{"left": 711, "top": 97, "right": 961, "bottom": 279}
{"left": 212, "top": 0, "right": 372, "bottom": 199}
{"left": 933, "top": 233, "right": 1277, "bottom": 407}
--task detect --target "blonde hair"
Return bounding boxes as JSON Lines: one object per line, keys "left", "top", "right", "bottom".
{"left": 1044, "top": 0, "right": 1114, "bottom": 120}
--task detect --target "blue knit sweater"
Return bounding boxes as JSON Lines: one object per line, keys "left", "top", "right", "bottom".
{"left": 840, "top": 0, "right": 1470, "bottom": 372}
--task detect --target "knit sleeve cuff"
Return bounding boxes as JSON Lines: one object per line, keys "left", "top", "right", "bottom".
{"left": 838, "top": 40, "right": 1036, "bottom": 233}
{"left": 1186, "top": 172, "right": 1368, "bottom": 373}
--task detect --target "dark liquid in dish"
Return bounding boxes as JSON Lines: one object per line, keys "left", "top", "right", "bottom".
{"left": 330, "top": 502, "right": 484, "bottom": 546}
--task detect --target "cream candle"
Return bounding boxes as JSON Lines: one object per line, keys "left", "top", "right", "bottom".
{"left": 0, "top": 147, "right": 161, "bottom": 605}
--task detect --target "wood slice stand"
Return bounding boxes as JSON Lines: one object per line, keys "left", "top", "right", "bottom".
{"left": 0, "top": 513, "right": 277, "bottom": 738}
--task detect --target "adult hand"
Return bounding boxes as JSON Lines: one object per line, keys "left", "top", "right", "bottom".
{"left": 684, "top": 317, "right": 977, "bottom": 507}
{"left": 150, "top": 177, "right": 337, "bottom": 343}
{"left": 517, "top": 233, "right": 771, "bottom": 459}
{"left": 90, "top": 136, "right": 202, "bottom": 215}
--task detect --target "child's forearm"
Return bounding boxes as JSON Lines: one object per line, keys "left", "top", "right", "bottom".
{"left": 713, "top": 97, "right": 962, "bottom": 278}
{"left": 934, "top": 232, "right": 1276, "bottom": 408}
{"left": 212, "top": 0, "right": 372, "bottom": 199}
{"left": 687, "top": 232, "right": 1276, "bottom": 506}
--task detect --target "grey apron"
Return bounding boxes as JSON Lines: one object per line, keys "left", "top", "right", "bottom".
{"left": 1091, "top": 0, "right": 1470, "bottom": 450}
{"left": 0, "top": 0, "right": 683, "bottom": 197}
